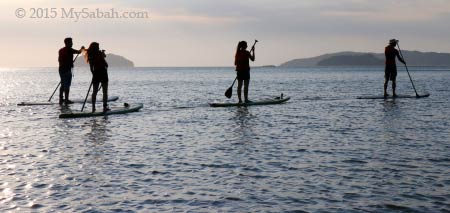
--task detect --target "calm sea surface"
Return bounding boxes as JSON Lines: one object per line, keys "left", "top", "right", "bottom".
{"left": 0, "top": 67, "right": 449, "bottom": 212}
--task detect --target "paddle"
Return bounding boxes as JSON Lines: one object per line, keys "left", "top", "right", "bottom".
{"left": 224, "top": 39, "right": 258, "bottom": 99}
{"left": 48, "top": 53, "right": 81, "bottom": 102}
{"left": 397, "top": 42, "right": 419, "bottom": 97}
{"left": 81, "top": 81, "right": 93, "bottom": 112}
{"left": 48, "top": 82, "right": 61, "bottom": 102}
{"left": 250, "top": 39, "right": 258, "bottom": 52}
{"left": 224, "top": 78, "right": 237, "bottom": 98}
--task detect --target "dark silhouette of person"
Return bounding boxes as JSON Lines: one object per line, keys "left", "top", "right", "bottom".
{"left": 86, "top": 42, "right": 109, "bottom": 112}
{"left": 384, "top": 39, "right": 406, "bottom": 97}
{"left": 58, "top": 37, "right": 84, "bottom": 105}
{"left": 234, "top": 41, "right": 255, "bottom": 103}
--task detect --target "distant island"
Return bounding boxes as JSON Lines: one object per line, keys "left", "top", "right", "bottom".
{"left": 75, "top": 53, "right": 134, "bottom": 68}
{"left": 280, "top": 51, "right": 450, "bottom": 67}
{"left": 258, "top": 65, "right": 277, "bottom": 68}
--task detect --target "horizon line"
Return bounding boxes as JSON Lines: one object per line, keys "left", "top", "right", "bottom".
{"left": 1, "top": 49, "right": 449, "bottom": 69}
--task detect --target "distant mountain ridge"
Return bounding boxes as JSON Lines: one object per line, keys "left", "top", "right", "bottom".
{"left": 317, "top": 54, "right": 383, "bottom": 66}
{"left": 75, "top": 53, "right": 134, "bottom": 67}
{"left": 280, "top": 51, "right": 450, "bottom": 67}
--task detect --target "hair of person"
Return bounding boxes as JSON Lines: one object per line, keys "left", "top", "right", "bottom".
{"left": 234, "top": 41, "right": 248, "bottom": 65}
{"left": 86, "top": 42, "right": 100, "bottom": 64}
{"left": 236, "top": 41, "right": 247, "bottom": 53}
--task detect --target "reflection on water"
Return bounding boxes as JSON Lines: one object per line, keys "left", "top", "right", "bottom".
{"left": 382, "top": 99, "right": 397, "bottom": 110}
{"left": 381, "top": 99, "right": 404, "bottom": 139}
{"left": 59, "top": 104, "right": 74, "bottom": 114}
{"left": 82, "top": 118, "right": 111, "bottom": 168}
{"left": 381, "top": 99, "right": 399, "bottom": 121}
{"left": 235, "top": 107, "right": 250, "bottom": 125}
{"left": 86, "top": 118, "right": 110, "bottom": 145}
{"left": 233, "top": 107, "right": 255, "bottom": 143}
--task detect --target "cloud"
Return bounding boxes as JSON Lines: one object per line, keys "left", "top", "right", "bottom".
{"left": 318, "top": 0, "right": 450, "bottom": 22}
{"left": 150, "top": 12, "right": 241, "bottom": 25}
{"left": 1, "top": 0, "right": 450, "bottom": 66}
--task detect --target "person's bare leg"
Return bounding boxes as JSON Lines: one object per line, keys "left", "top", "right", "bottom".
{"left": 64, "top": 88, "right": 70, "bottom": 105}
{"left": 92, "top": 82, "right": 99, "bottom": 112}
{"left": 102, "top": 82, "right": 109, "bottom": 111}
{"left": 237, "top": 79, "right": 243, "bottom": 103}
{"left": 384, "top": 78, "right": 388, "bottom": 97}
{"left": 59, "top": 86, "right": 64, "bottom": 105}
{"left": 392, "top": 80, "right": 397, "bottom": 97}
{"left": 244, "top": 79, "right": 250, "bottom": 102}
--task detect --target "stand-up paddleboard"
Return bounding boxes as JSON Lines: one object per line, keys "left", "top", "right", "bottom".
{"left": 18, "top": 96, "right": 119, "bottom": 106}
{"left": 59, "top": 103, "right": 143, "bottom": 118}
{"left": 209, "top": 96, "right": 290, "bottom": 107}
{"left": 357, "top": 93, "right": 430, "bottom": 100}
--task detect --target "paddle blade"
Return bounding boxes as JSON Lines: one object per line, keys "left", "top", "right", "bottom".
{"left": 225, "top": 87, "right": 233, "bottom": 99}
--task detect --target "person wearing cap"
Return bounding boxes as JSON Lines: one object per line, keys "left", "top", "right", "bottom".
{"left": 58, "top": 37, "right": 85, "bottom": 105}
{"left": 384, "top": 39, "right": 406, "bottom": 97}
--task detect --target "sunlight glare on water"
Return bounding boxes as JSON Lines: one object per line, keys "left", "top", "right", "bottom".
{"left": 0, "top": 67, "right": 449, "bottom": 212}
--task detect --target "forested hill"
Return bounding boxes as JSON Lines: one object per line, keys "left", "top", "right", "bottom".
{"left": 74, "top": 53, "right": 134, "bottom": 67}
{"left": 280, "top": 51, "right": 450, "bottom": 67}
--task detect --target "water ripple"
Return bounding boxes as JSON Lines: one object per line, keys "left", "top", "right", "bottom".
{"left": 0, "top": 68, "right": 449, "bottom": 212}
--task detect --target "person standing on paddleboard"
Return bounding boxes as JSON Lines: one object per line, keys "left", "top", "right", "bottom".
{"left": 384, "top": 39, "right": 406, "bottom": 98}
{"left": 86, "top": 42, "right": 109, "bottom": 112}
{"left": 235, "top": 41, "right": 255, "bottom": 103}
{"left": 58, "top": 37, "right": 85, "bottom": 105}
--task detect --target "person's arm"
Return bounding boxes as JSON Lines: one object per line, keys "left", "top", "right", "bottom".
{"left": 72, "top": 46, "right": 85, "bottom": 54}
{"left": 89, "top": 64, "right": 94, "bottom": 74}
{"left": 249, "top": 49, "right": 255, "bottom": 62}
{"left": 396, "top": 51, "right": 406, "bottom": 64}
{"left": 102, "top": 50, "right": 108, "bottom": 68}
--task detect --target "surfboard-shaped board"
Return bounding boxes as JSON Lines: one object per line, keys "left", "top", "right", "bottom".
{"left": 59, "top": 103, "right": 143, "bottom": 118}
{"left": 18, "top": 96, "right": 119, "bottom": 106}
{"left": 209, "top": 96, "right": 290, "bottom": 107}
{"left": 357, "top": 93, "right": 430, "bottom": 100}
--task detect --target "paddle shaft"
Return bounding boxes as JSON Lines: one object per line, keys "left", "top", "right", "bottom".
{"left": 250, "top": 40, "right": 257, "bottom": 52}
{"left": 48, "top": 82, "right": 61, "bottom": 102}
{"left": 230, "top": 77, "right": 237, "bottom": 87}
{"left": 71, "top": 53, "right": 81, "bottom": 78}
{"left": 48, "top": 53, "right": 81, "bottom": 102}
{"left": 397, "top": 43, "right": 419, "bottom": 96}
{"left": 81, "top": 81, "right": 93, "bottom": 112}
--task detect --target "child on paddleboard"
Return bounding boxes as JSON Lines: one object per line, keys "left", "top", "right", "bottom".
{"left": 235, "top": 40, "right": 256, "bottom": 103}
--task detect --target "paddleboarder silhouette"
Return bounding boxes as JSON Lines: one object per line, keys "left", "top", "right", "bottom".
{"left": 234, "top": 40, "right": 256, "bottom": 103}
{"left": 58, "top": 37, "right": 85, "bottom": 105}
{"left": 384, "top": 39, "right": 406, "bottom": 98}
{"left": 85, "top": 42, "right": 109, "bottom": 113}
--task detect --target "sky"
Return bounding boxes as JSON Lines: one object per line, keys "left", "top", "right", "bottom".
{"left": 1, "top": 0, "right": 449, "bottom": 67}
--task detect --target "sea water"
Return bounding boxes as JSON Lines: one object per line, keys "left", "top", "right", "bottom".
{"left": 0, "top": 67, "right": 449, "bottom": 212}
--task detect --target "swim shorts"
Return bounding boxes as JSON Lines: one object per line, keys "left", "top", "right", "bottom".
{"left": 385, "top": 64, "right": 397, "bottom": 81}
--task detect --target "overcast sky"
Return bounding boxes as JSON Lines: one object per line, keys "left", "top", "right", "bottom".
{"left": 1, "top": 0, "right": 449, "bottom": 67}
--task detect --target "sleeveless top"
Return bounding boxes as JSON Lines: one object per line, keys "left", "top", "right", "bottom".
{"left": 235, "top": 50, "right": 251, "bottom": 72}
